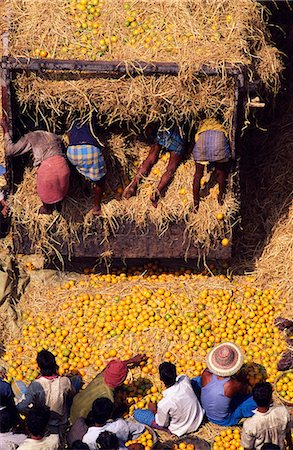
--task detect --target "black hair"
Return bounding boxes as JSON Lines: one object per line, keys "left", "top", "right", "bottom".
{"left": 71, "top": 441, "right": 90, "bottom": 449}
{"left": 252, "top": 382, "right": 273, "bottom": 408}
{"left": 159, "top": 362, "right": 177, "bottom": 386}
{"left": 91, "top": 398, "right": 114, "bottom": 425}
{"left": 0, "top": 409, "right": 12, "bottom": 433}
{"left": 27, "top": 406, "right": 50, "bottom": 437}
{"left": 36, "top": 350, "right": 58, "bottom": 376}
{"left": 261, "top": 444, "right": 280, "bottom": 450}
{"left": 96, "top": 431, "right": 119, "bottom": 449}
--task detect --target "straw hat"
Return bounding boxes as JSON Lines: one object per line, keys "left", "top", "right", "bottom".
{"left": 206, "top": 342, "right": 244, "bottom": 377}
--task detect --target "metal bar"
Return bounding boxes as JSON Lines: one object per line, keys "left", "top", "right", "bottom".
{"left": 1, "top": 57, "right": 243, "bottom": 76}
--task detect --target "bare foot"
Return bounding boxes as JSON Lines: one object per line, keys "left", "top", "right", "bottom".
{"left": 38, "top": 206, "right": 53, "bottom": 215}
{"left": 150, "top": 189, "right": 160, "bottom": 208}
{"left": 123, "top": 183, "right": 137, "bottom": 199}
{"left": 91, "top": 206, "right": 102, "bottom": 216}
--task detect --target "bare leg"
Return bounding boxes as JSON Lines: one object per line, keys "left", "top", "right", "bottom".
{"left": 91, "top": 177, "right": 105, "bottom": 215}
{"left": 123, "top": 144, "right": 161, "bottom": 199}
{"left": 150, "top": 152, "right": 182, "bottom": 208}
{"left": 39, "top": 203, "right": 54, "bottom": 215}
{"left": 215, "top": 162, "right": 230, "bottom": 205}
{"left": 193, "top": 163, "right": 204, "bottom": 212}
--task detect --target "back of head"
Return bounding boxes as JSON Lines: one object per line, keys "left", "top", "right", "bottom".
{"left": 36, "top": 350, "right": 58, "bottom": 376}
{"left": 71, "top": 441, "right": 90, "bottom": 449}
{"left": 261, "top": 444, "right": 280, "bottom": 450}
{"left": 96, "top": 431, "right": 119, "bottom": 450}
{"left": 91, "top": 397, "right": 114, "bottom": 425}
{"left": 159, "top": 362, "right": 177, "bottom": 386}
{"left": 252, "top": 382, "right": 273, "bottom": 408}
{"left": 103, "top": 359, "right": 128, "bottom": 388}
{"left": 0, "top": 409, "right": 12, "bottom": 433}
{"left": 27, "top": 406, "right": 50, "bottom": 437}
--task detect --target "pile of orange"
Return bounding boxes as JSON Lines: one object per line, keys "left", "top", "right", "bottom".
{"left": 125, "top": 429, "right": 154, "bottom": 450}
{"left": 1, "top": 266, "right": 287, "bottom": 418}
{"left": 213, "top": 428, "right": 243, "bottom": 450}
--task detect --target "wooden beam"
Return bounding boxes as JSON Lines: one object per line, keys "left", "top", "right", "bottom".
{"left": 1, "top": 56, "right": 243, "bottom": 76}
{"left": 1, "top": 33, "right": 14, "bottom": 190}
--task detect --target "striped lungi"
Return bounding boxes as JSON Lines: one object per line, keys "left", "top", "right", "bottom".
{"left": 193, "top": 130, "right": 231, "bottom": 163}
{"left": 67, "top": 144, "right": 106, "bottom": 182}
{"left": 37, "top": 155, "right": 70, "bottom": 204}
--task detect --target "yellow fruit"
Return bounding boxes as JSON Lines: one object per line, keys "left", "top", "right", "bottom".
{"left": 39, "top": 50, "right": 48, "bottom": 58}
{"left": 221, "top": 238, "right": 229, "bottom": 247}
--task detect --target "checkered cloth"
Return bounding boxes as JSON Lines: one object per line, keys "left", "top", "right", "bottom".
{"left": 156, "top": 128, "right": 185, "bottom": 155}
{"left": 193, "top": 130, "right": 231, "bottom": 162}
{"left": 67, "top": 144, "right": 106, "bottom": 182}
{"left": 134, "top": 408, "right": 155, "bottom": 426}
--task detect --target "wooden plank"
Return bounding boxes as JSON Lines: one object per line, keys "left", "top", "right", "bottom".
{"left": 13, "top": 221, "right": 232, "bottom": 260}
{"left": 1, "top": 32, "right": 14, "bottom": 190}
{"left": 1, "top": 57, "right": 243, "bottom": 76}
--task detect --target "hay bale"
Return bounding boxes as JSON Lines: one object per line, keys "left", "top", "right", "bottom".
{"left": 3, "top": 0, "right": 283, "bottom": 129}
{"left": 14, "top": 70, "right": 236, "bottom": 131}
{"left": 7, "top": 0, "right": 278, "bottom": 72}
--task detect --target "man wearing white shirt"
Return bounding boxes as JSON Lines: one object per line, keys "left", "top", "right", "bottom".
{"left": 134, "top": 362, "right": 204, "bottom": 437}
{"left": 82, "top": 398, "right": 145, "bottom": 450}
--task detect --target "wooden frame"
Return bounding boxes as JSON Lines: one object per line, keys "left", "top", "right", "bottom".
{"left": 1, "top": 54, "right": 244, "bottom": 260}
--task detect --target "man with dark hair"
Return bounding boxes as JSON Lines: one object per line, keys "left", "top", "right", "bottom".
{"left": 17, "top": 406, "right": 59, "bottom": 449}
{"left": 82, "top": 398, "right": 144, "bottom": 450}
{"left": 16, "top": 350, "right": 74, "bottom": 438}
{"left": 0, "top": 409, "right": 26, "bottom": 449}
{"left": 96, "top": 431, "right": 119, "bottom": 449}
{"left": 241, "top": 382, "right": 292, "bottom": 450}
{"left": 134, "top": 362, "right": 204, "bottom": 436}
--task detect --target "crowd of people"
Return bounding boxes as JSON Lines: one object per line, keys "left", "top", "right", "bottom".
{"left": 0, "top": 343, "right": 291, "bottom": 450}
{"left": 0, "top": 116, "right": 231, "bottom": 219}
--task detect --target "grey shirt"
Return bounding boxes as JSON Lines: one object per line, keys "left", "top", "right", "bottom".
{"left": 4, "top": 131, "right": 63, "bottom": 167}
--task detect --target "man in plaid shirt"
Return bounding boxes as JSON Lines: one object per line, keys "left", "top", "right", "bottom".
{"left": 67, "top": 118, "right": 107, "bottom": 215}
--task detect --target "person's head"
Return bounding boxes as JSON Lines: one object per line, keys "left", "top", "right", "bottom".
{"left": 252, "top": 382, "right": 273, "bottom": 408}
{"left": 27, "top": 406, "right": 50, "bottom": 438}
{"left": 36, "top": 350, "right": 58, "bottom": 376}
{"left": 91, "top": 398, "right": 114, "bottom": 425}
{"left": 96, "top": 431, "right": 119, "bottom": 450}
{"left": 261, "top": 444, "right": 280, "bottom": 450}
{"left": 159, "top": 362, "right": 177, "bottom": 387}
{"left": 71, "top": 441, "right": 90, "bottom": 449}
{"left": 103, "top": 359, "right": 128, "bottom": 388}
{"left": 206, "top": 342, "right": 244, "bottom": 378}
{"left": 0, "top": 409, "right": 12, "bottom": 433}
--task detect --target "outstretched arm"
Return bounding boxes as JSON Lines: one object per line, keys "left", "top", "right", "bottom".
{"left": 1, "top": 118, "right": 31, "bottom": 157}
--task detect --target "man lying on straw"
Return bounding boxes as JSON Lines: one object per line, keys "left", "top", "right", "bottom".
{"left": 123, "top": 124, "right": 186, "bottom": 208}
{"left": 193, "top": 118, "right": 231, "bottom": 212}
{"left": 67, "top": 117, "right": 106, "bottom": 216}
{"left": 1, "top": 118, "right": 70, "bottom": 215}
